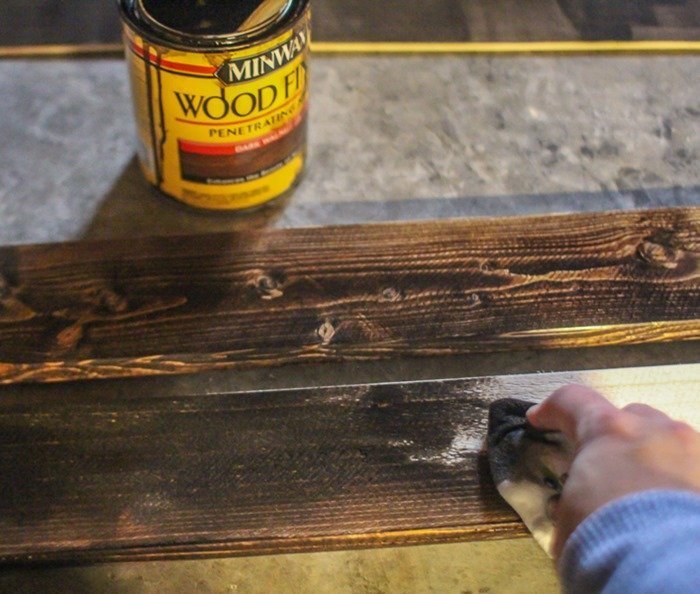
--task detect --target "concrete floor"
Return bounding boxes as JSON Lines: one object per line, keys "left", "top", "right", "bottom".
{"left": 0, "top": 55, "right": 698, "bottom": 245}
{"left": 0, "top": 53, "right": 698, "bottom": 592}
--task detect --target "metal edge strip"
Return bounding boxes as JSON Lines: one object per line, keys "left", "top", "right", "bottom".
{"left": 1, "top": 40, "right": 700, "bottom": 58}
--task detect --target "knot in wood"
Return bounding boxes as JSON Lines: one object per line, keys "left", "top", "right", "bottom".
{"left": 380, "top": 287, "right": 403, "bottom": 303}
{"left": 257, "top": 275, "right": 283, "bottom": 299}
{"left": 637, "top": 239, "right": 680, "bottom": 270}
{"left": 465, "top": 293, "right": 481, "bottom": 307}
{"left": 0, "top": 273, "right": 9, "bottom": 300}
{"left": 56, "top": 323, "right": 85, "bottom": 351}
{"left": 256, "top": 275, "right": 283, "bottom": 300}
{"left": 94, "top": 287, "right": 130, "bottom": 314}
{"left": 317, "top": 319, "right": 336, "bottom": 345}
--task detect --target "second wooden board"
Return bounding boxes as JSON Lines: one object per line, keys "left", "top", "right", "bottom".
{"left": 0, "top": 364, "right": 697, "bottom": 564}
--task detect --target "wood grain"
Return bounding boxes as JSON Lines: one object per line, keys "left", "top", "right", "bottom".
{"left": 312, "top": 0, "right": 470, "bottom": 42}
{"left": 459, "top": 0, "right": 580, "bottom": 42}
{"left": 2, "top": 0, "right": 700, "bottom": 48}
{"left": 0, "top": 364, "right": 696, "bottom": 565}
{"left": 0, "top": 208, "right": 698, "bottom": 384}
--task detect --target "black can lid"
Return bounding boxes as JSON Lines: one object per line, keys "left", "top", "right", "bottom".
{"left": 126, "top": 0, "right": 297, "bottom": 47}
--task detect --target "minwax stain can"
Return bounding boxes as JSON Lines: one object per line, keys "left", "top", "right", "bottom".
{"left": 118, "top": 0, "right": 310, "bottom": 211}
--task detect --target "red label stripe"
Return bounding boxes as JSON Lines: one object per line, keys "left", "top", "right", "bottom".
{"left": 129, "top": 40, "right": 217, "bottom": 75}
{"left": 178, "top": 111, "right": 305, "bottom": 156}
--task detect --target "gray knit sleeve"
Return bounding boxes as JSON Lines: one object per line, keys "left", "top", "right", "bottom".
{"left": 559, "top": 490, "right": 700, "bottom": 594}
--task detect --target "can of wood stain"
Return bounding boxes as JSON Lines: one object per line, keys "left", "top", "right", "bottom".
{"left": 118, "top": 0, "right": 310, "bottom": 211}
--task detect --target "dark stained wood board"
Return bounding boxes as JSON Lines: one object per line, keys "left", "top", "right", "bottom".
{"left": 0, "top": 364, "right": 696, "bottom": 564}
{"left": 0, "top": 207, "right": 698, "bottom": 384}
{"left": 2, "top": 0, "right": 699, "bottom": 47}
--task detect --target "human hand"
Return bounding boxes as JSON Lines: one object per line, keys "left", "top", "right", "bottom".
{"left": 526, "top": 385, "right": 700, "bottom": 558}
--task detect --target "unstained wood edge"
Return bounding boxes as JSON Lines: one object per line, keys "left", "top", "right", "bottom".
{"left": 7, "top": 523, "right": 529, "bottom": 566}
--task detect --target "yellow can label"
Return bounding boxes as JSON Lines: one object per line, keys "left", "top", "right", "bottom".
{"left": 123, "top": 13, "right": 309, "bottom": 211}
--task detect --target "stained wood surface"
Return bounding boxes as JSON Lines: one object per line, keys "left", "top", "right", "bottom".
{"left": 0, "top": 208, "right": 698, "bottom": 384}
{"left": 2, "top": 0, "right": 700, "bottom": 46}
{"left": 0, "top": 364, "right": 697, "bottom": 564}
{"left": 458, "top": 0, "right": 580, "bottom": 42}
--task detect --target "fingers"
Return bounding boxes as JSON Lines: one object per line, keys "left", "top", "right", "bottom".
{"left": 526, "top": 384, "right": 620, "bottom": 445}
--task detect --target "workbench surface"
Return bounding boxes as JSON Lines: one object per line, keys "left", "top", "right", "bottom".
{"left": 0, "top": 52, "right": 697, "bottom": 593}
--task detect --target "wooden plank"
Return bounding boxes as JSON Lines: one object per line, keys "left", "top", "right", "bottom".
{"left": 633, "top": 25, "right": 700, "bottom": 41}
{"left": 312, "top": 0, "right": 471, "bottom": 42}
{"left": 653, "top": 2, "right": 700, "bottom": 28}
{"left": 0, "top": 0, "right": 121, "bottom": 46}
{"left": 556, "top": 0, "right": 651, "bottom": 40}
{"left": 0, "top": 208, "right": 698, "bottom": 385}
{"left": 0, "top": 364, "right": 697, "bottom": 564}
{"left": 2, "top": 0, "right": 700, "bottom": 48}
{"left": 459, "top": 0, "right": 580, "bottom": 42}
